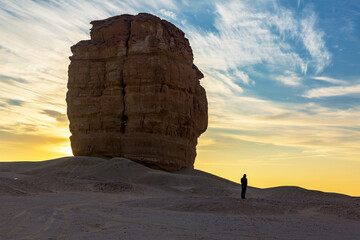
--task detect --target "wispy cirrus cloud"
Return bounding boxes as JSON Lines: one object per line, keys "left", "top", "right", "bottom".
{"left": 43, "top": 109, "right": 68, "bottom": 122}
{"left": 0, "top": 0, "right": 337, "bottom": 146}
{"left": 204, "top": 91, "right": 360, "bottom": 159}
{"left": 159, "top": 9, "right": 177, "bottom": 20}
{"left": 275, "top": 71, "right": 302, "bottom": 86}
{"left": 303, "top": 83, "right": 360, "bottom": 98}
{"left": 312, "top": 76, "right": 347, "bottom": 85}
{"left": 188, "top": 1, "right": 307, "bottom": 76}
{"left": 0, "top": 75, "right": 28, "bottom": 84}
{"left": 181, "top": 1, "right": 354, "bottom": 165}
{"left": 6, "top": 99, "right": 24, "bottom": 106}
{"left": 183, "top": 0, "right": 337, "bottom": 149}
{"left": 185, "top": 0, "right": 331, "bottom": 101}
{"left": 0, "top": 0, "right": 178, "bottom": 158}
{"left": 300, "top": 6, "right": 331, "bottom": 74}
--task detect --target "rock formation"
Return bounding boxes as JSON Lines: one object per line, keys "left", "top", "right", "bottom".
{"left": 67, "top": 13, "right": 207, "bottom": 171}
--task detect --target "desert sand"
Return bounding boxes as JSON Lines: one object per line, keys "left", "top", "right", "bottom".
{"left": 0, "top": 156, "right": 359, "bottom": 240}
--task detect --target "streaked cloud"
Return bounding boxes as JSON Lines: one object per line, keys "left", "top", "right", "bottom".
{"left": 300, "top": 6, "right": 331, "bottom": 73}
{"left": 275, "top": 71, "right": 302, "bottom": 86}
{"left": 186, "top": 0, "right": 330, "bottom": 92}
{"left": 303, "top": 83, "right": 360, "bottom": 98}
{"left": 312, "top": 76, "right": 347, "bottom": 85}
{"left": 159, "top": 9, "right": 177, "bottom": 20}
{"left": 0, "top": 0, "right": 177, "bottom": 145}
{"left": 43, "top": 109, "right": 68, "bottom": 122}
{"left": 0, "top": 75, "right": 28, "bottom": 84}
{"left": 6, "top": 99, "right": 24, "bottom": 106}
{"left": 188, "top": 1, "right": 306, "bottom": 75}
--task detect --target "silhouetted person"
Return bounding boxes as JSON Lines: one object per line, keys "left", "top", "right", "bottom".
{"left": 241, "top": 174, "right": 247, "bottom": 199}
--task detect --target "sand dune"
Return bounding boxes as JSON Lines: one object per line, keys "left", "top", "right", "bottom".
{"left": 0, "top": 157, "right": 359, "bottom": 239}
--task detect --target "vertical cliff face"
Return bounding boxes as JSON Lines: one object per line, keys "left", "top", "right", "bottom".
{"left": 67, "top": 13, "right": 207, "bottom": 171}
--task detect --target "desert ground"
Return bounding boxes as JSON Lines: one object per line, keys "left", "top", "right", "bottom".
{"left": 0, "top": 156, "right": 359, "bottom": 240}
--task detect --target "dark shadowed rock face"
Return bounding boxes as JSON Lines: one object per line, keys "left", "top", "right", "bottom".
{"left": 67, "top": 13, "right": 208, "bottom": 171}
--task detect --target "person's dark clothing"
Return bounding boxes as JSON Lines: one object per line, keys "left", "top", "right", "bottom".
{"left": 241, "top": 176, "right": 247, "bottom": 199}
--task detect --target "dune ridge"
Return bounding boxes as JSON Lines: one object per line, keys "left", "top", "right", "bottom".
{"left": 0, "top": 157, "right": 359, "bottom": 239}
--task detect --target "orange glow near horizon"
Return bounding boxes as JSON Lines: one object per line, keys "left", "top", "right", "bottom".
{"left": 1, "top": 131, "right": 359, "bottom": 197}
{"left": 195, "top": 132, "right": 360, "bottom": 197}
{"left": 195, "top": 156, "right": 360, "bottom": 197}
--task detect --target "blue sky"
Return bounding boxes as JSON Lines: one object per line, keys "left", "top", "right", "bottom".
{"left": 0, "top": 0, "right": 359, "bottom": 195}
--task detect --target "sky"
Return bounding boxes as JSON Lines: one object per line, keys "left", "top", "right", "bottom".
{"left": 0, "top": 0, "right": 359, "bottom": 196}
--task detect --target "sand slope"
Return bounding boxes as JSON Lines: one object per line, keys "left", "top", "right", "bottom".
{"left": 0, "top": 156, "right": 359, "bottom": 239}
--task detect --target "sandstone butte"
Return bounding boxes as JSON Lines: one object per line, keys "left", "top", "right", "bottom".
{"left": 66, "top": 13, "right": 208, "bottom": 171}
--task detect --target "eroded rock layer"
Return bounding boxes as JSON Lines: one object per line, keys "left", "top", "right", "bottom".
{"left": 67, "top": 13, "right": 207, "bottom": 171}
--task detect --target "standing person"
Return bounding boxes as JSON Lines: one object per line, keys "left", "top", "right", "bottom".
{"left": 241, "top": 174, "right": 247, "bottom": 199}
